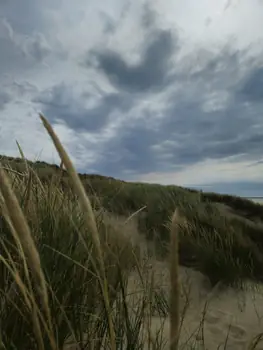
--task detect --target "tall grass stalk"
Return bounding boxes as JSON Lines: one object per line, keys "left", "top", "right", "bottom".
{"left": 1, "top": 112, "right": 262, "bottom": 349}
{"left": 0, "top": 167, "right": 56, "bottom": 350}
{"left": 39, "top": 113, "right": 116, "bottom": 350}
{"left": 170, "top": 210, "right": 180, "bottom": 350}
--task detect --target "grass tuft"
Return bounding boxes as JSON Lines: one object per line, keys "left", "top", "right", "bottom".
{"left": 0, "top": 114, "right": 263, "bottom": 349}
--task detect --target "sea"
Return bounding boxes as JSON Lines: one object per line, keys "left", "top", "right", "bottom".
{"left": 247, "top": 197, "right": 263, "bottom": 204}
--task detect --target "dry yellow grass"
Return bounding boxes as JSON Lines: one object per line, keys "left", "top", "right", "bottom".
{"left": 40, "top": 113, "right": 116, "bottom": 350}
{"left": 2, "top": 113, "right": 263, "bottom": 349}
{"left": 170, "top": 210, "right": 180, "bottom": 350}
{"left": 0, "top": 166, "right": 56, "bottom": 350}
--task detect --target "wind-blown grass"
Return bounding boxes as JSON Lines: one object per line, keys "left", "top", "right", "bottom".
{"left": 0, "top": 114, "right": 263, "bottom": 349}
{"left": 0, "top": 166, "right": 140, "bottom": 347}
{"left": 0, "top": 114, "right": 180, "bottom": 349}
{"left": 2, "top": 150, "right": 263, "bottom": 287}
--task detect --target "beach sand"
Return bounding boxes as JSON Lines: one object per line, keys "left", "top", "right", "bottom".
{"left": 127, "top": 260, "right": 263, "bottom": 349}
{"left": 65, "top": 214, "right": 263, "bottom": 349}
{"left": 113, "top": 214, "right": 263, "bottom": 349}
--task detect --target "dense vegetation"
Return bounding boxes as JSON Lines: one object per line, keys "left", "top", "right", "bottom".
{"left": 1, "top": 125, "right": 263, "bottom": 349}
{"left": 2, "top": 153, "right": 263, "bottom": 287}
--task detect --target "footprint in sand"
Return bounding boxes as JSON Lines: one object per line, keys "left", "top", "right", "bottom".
{"left": 228, "top": 324, "right": 247, "bottom": 339}
{"left": 205, "top": 309, "right": 232, "bottom": 325}
{"left": 205, "top": 312, "right": 222, "bottom": 325}
{"left": 204, "top": 308, "right": 248, "bottom": 349}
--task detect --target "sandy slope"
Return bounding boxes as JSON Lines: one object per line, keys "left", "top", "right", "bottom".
{"left": 117, "top": 213, "right": 263, "bottom": 349}
{"left": 127, "top": 260, "right": 263, "bottom": 349}
{"left": 65, "top": 214, "right": 263, "bottom": 349}
{"left": 115, "top": 213, "right": 263, "bottom": 349}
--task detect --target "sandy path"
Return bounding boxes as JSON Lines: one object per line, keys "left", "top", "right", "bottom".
{"left": 127, "top": 260, "right": 263, "bottom": 349}
{"left": 120, "top": 215, "right": 263, "bottom": 349}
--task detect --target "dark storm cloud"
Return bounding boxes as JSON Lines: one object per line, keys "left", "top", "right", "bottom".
{"left": 161, "top": 94, "right": 262, "bottom": 161}
{"left": 99, "top": 11, "right": 117, "bottom": 35}
{"left": 10, "top": 81, "right": 39, "bottom": 97}
{"left": 0, "top": 91, "right": 11, "bottom": 110}
{"left": 0, "top": 18, "right": 28, "bottom": 74}
{"left": 0, "top": 0, "right": 47, "bottom": 35}
{"left": 24, "top": 32, "right": 51, "bottom": 62}
{"left": 140, "top": 2, "right": 158, "bottom": 30}
{"left": 86, "top": 47, "right": 263, "bottom": 178}
{"left": 29, "top": 11, "right": 263, "bottom": 180}
{"left": 0, "top": 1, "right": 60, "bottom": 81}
{"left": 189, "top": 47, "right": 242, "bottom": 88}
{"left": 87, "top": 29, "right": 178, "bottom": 92}
{"left": 34, "top": 83, "right": 134, "bottom": 132}
{"left": 3, "top": 0, "right": 260, "bottom": 184}
{"left": 237, "top": 66, "right": 263, "bottom": 102}
{"left": 91, "top": 123, "right": 161, "bottom": 176}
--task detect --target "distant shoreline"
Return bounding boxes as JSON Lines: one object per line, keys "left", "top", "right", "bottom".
{"left": 246, "top": 197, "right": 263, "bottom": 204}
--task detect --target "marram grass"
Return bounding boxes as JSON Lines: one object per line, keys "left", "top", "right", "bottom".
{"left": 40, "top": 113, "right": 116, "bottom": 350}
{"left": 0, "top": 113, "right": 181, "bottom": 349}
{"left": 0, "top": 114, "right": 262, "bottom": 349}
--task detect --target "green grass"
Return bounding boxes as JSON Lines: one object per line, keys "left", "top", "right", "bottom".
{"left": 2, "top": 150, "right": 263, "bottom": 287}
{"left": 0, "top": 115, "right": 263, "bottom": 348}
{"left": 0, "top": 178, "right": 140, "bottom": 349}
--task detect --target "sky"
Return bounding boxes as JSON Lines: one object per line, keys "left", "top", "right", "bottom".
{"left": 1, "top": 0, "right": 263, "bottom": 197}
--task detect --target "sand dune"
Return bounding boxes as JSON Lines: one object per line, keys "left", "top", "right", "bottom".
{"left": 65, "top": 214, "right": 263, "bottom": 349}
{"left": 127, "top": 260, "right": 263, "bottom": 349}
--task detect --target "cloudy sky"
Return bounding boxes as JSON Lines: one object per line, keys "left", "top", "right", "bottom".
{"left": 1, "top": 0, "right": 263, "bottom": 196}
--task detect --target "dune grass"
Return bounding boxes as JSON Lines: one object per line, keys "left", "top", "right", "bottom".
{"left": 0, "top": 114, "right": 180, "bottom": 349}
{"left": 2, "top": 147, "right": 263, "bottom": 287}
{"left": 0, "top": 114, "right": 263, "bottom": 348}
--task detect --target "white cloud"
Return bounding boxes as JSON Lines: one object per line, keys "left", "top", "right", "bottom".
{"left": 202, "top": 90, "right": 231, "bottom": 112}
{"left": 154, "top": 0, "right": 263, "bottom": 52}
{"left": 136, "top": 156, "right": 263, "bottom": 186}
{"left": 1, "top": 0, "right": 263, "bottom": 194}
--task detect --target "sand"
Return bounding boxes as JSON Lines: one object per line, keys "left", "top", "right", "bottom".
{"left": 127, "top": 260, "right": 263, "bottom": 349}
{"left": 64, "top": 214, "right": 263, "bottom": 349}
{"left": 114, "top": 214, "right": 263, "bottom": 349}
